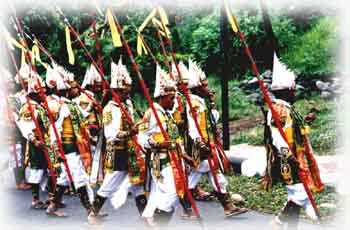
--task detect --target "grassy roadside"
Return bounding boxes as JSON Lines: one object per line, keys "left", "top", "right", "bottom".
{"left": 200, "top": 174, "right": 338, "bottom": 220}
{"left": 229, "top": 93, "right": 337, "bottom": 156}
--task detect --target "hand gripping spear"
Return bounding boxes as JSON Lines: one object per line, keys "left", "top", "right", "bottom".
{"left": 10, "top": 12, "right": 75, "bottom": 188}
{"left": 109, "top": 9, "right": 203, "bottom": 223}
{"left": 224, "top": 1, "right": 321, "bottom": 218}
{"left": 55, "top": 7, "right": 146, "bottom": 183}
{"left": 152, "top": 9, "right": 232, "bottom": 193}
{"left": 150, "top": 20, "right": 224, "bottom": 194}
{"left": 3, "top": 38, "right": 57, "bottom": 186}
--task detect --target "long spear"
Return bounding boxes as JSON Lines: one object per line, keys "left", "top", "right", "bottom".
{"left": 3, "top": 38, "right": 57, "bottom": 186}
{"left": 152, "top": 11, "right": 231, "bottom": 192}
{"left": 224, "top": 1, "right": 320, "bottom": 218}
{"left": 109, "top": 8, "right": 203, "bottom": 222}
{"left": 55, "top": 7, "right": 146, "bottom": 182}
{"left": 22, "top": 32, "right": 103, "bottom": 113}
{"left": 10, "top": 11, "right": 75, "bottom": 187}
{"left": 151, "top": 22, "right": 225, "bottom": 193}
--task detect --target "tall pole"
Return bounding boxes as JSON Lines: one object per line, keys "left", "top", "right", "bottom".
{"left": 220, "top": 4, "right": 230, "bottom": 150}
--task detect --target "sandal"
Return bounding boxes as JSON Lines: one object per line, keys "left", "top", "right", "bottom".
{"left": 224, "top": 207, "right": 248, "bottom": 218}
{"left": 31, "top": 201, "right": 46, "bottom": 210}
{"left": 46, "top": 206, "right": 68, "bottom": 217}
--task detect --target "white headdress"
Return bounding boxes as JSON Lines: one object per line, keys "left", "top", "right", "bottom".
{"left": 154, "top": 64, "right": 176, "bottom": 98}
{"left": 81, "top": 67, "right": 93, "bottom": 88}
{"left": 110, "top": 57, "right": 132, "bottom": 89}
{"left": 90, "top": 64, "right": 102, "bottom": 84}
{"left": 188, "top": 59, "right": 206, "bottom": 89}
{"left": 172, "top": 61, "right": 189, "bottom": 83}
{"left": 271, "top": 53, "right": 296, "bottom": 91}
{"left": 27, "top": 71, "right": 45, "bottom": 94}
{"left": 14, "top": 63, "right": 31, "bottom": 84}
{"left": 52, "top": 62, "right": 74, "bottom": 90}
{"left": 45, "top": 66, "right": 60, "bottom": 89}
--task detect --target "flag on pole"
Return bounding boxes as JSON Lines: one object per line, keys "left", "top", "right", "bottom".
{"left": 65, "top": 26, "right": 75, "bottom": 65}
{"left": 31, "top": 41, "right": 48, "bottom": 69}
{"left": 152, "top": 18, "right": 170, "bottom": 37}
{"left": 224, "top": 0, "right": 239, "bottom": 33}
{"left": 138, "top": 8, "right": 157, "bottom": 33}
{"left": 106, "top": 8, "right": 122, "bottom": 48}
{"left": 136, "top": 34, "right": 148, "bottom": 56}
{"left": 157, "top": 7, "right": 169, "bottom": 26}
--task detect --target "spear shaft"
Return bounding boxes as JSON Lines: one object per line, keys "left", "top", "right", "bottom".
{"left": 55, "top": 7, "right": 146, "bottom": 175}
{"left": 4, "top": 40, "right": 57, "bottom": 186}
{"left": 228, "top": 6, "right": 321, "bottom": 218}
{"left": 110, "top": 9, "right": 202, "bottom": 222}
{"left": 10, "top": 10, "right": 74, "bottom": 186}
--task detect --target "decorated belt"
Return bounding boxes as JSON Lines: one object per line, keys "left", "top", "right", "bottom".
{"left": 62, "top": 137, "right": 76, "bottom": 144}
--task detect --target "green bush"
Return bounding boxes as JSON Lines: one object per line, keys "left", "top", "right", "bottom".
{"left": 283, "top": 17, "right": 338, "bottom": 78}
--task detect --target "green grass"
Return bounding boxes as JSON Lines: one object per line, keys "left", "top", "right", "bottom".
{"left": 207, "top": 75, "right": 261, "bottom": 120}
{"left": 200, "top": 174, "right": 338, "bottom": 219}
{"left": 229, "top": 94, "right": 337, "bottom": 156}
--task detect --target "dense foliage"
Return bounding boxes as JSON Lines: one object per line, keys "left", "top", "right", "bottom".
{"left": 7, "top": 2, "right": 338, "bottom": 97}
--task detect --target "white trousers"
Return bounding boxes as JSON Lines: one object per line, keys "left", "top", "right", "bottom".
{"left": 286, "top": 183, "right": 318, "bottom": 220}
{"left": 25, "top": 167, "right": 45, "bottom": 184}
{"left": 110, "top": 176, "right": 144, "bottom": 210}
{"left": 97, "top": 171, "right": 128, "bottom": 198}
{"left": 142, "top": 166, "right": 179, "bottom": 218}
{"left": 188, "top": 160, "right": 228, "bottom": 193}
{"left": 56, "top": 153, "right": 88, "bottom": 189}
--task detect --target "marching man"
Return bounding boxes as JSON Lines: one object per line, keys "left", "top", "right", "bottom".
{"left": 88, "top": 58, "right": 146, "bottom": 224}
{"left": 263, "top": 54, "right": 324, "bottom": 229}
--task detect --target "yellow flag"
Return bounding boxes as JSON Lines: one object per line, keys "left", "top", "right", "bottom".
{"left": 31, "top": 44, "right": 48, "bottom": 69}
{"left": 137, "top": 34, "right": 148, "bottom": 56}
{"left": 106, "top": 8, "right": 122, "bottom": 48}
{"left": 138, "top": 8, "right": 157, "bottom": 33}
{"left": 152, "top": 18, "right": 170, "bottom": 37}
{"left": 7, "top": 37, "right": 24, "bottom": 50}
{"left": 224, "top": 0, "right": 238, "bottom": 33}
{"left": 31, "top": 44, "right": 39, "bottom": 64}
{"left": 157, "top": 7, "right": 169, "bottom": 25}
{"left": 21, "top": 48, "right": 26, "bottom": 66}
{"left": 65, "top": 26, "right": 75, "bottom": 65}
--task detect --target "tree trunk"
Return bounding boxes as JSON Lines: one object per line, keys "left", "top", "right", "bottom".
{"left": 220, "top": 4, "right": 230, "bottom": 150}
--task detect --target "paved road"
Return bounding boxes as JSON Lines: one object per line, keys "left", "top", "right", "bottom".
{"left": 0, "top": 180, "right": 337, "bottom": 230}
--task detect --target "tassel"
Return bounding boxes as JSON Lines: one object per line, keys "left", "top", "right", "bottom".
{"left": 138, "top": 8, "right": 157, "bottom": 32}
{"left": 106, "top": 8, "right": 122, "bottom": 48}
{"left": 65, "top": 26, "right": 75, "bottom": 65}
{"left": 21, "top": 48, "right": 26, "bottom": 66}
{"left": 224, "top": 0, "right": 238, "bottom": 33}
{"left": 152, "top": 18, "right": 170, "bottom": 37}
{"left": 136, "top": 34, "right": 148, "bottom": 56}
{"left": 157, "top": 7, "right": 169, "bottom": 25}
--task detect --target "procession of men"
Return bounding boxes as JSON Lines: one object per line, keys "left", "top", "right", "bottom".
{"left": 0, "top": 2, "right": 329, "bottom": 229}
{"left": 1, "top": 52, "right": 325, "bottom": 229}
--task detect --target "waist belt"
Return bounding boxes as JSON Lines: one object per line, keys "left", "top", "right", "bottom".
{"left": 62, "top": 137, "right": 76, "bottom": 144}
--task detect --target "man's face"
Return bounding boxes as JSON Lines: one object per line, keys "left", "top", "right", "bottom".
{"left": 93, "top": 82, "right": 103, "bottom": 93}
{"left": 113, "top": 88, "right": 128, "bottom": 102}
{"left": 79, "top": 101, "right": 90, "bottom": 110}
{"left": 163, "top": 94, "right": 175, "bottom": 110}
{"left": 23, "top": 81, "right": 29, "bottom": 92}
{"left": 177, "top": 81, "right": 188, "bottom": 94}
{"left": 200, "top": 80, "right": 210, "bottom": 97}
{"left": 68, "top": 82, "right": 80, "bottom": 98}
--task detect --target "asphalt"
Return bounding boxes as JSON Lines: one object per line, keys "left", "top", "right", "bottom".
{"left": 0, "top": 178, "right": 337, "bottom": 230}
